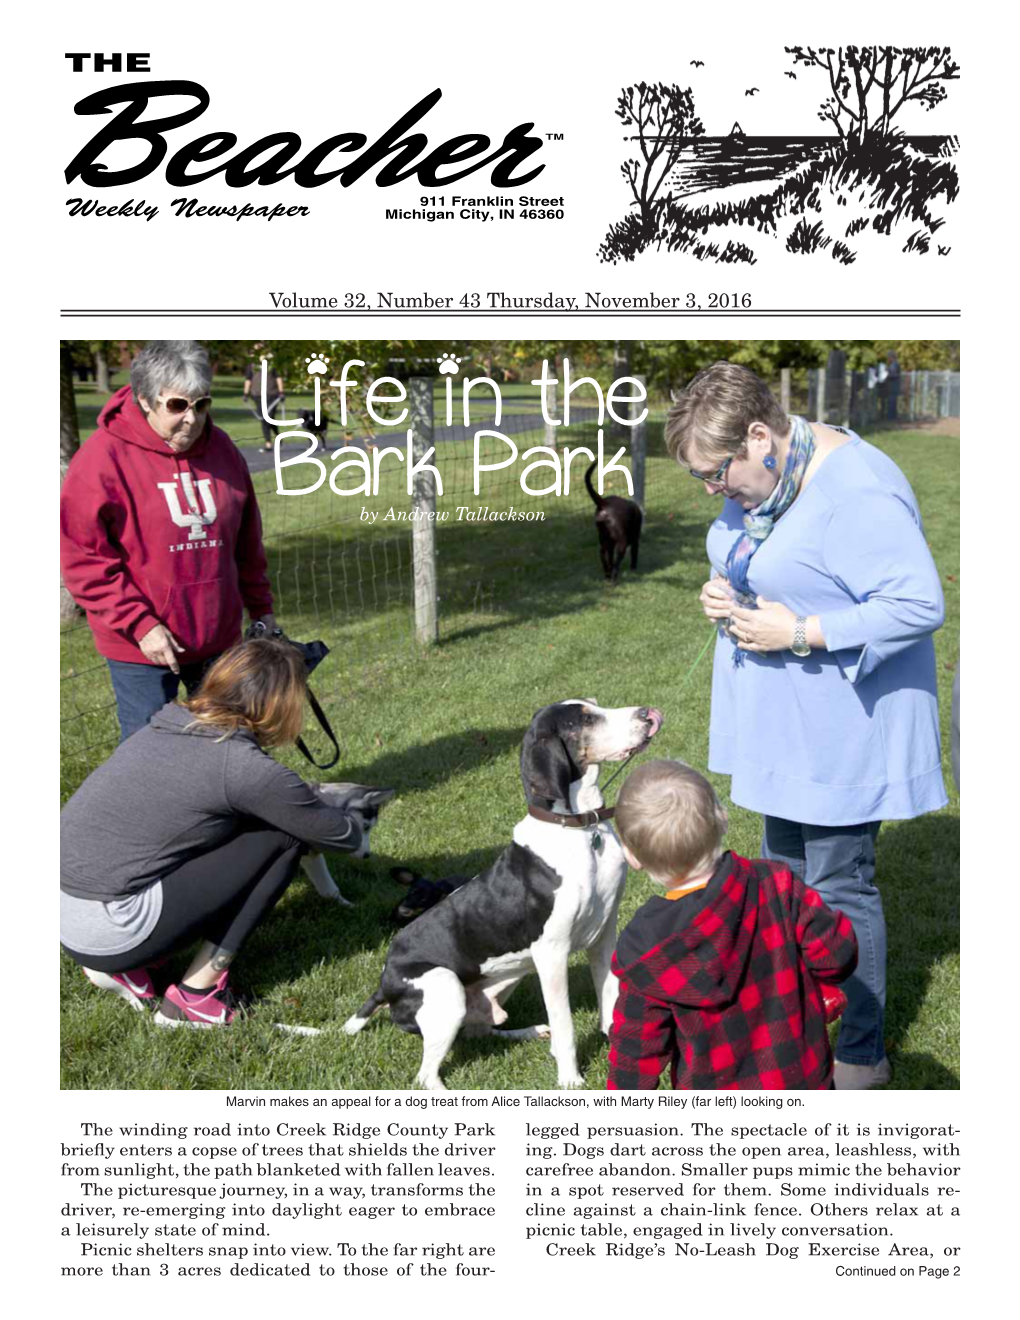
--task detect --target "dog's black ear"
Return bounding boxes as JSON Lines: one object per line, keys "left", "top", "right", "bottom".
{"left": 521, "top": 731, "right": 576, "bottom": 806}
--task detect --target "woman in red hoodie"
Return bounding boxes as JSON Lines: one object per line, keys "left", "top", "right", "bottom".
{"left": 60, "top": 341, "right": 276, "bottom": 740}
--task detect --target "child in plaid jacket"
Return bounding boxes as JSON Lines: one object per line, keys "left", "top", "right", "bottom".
{"left": 607, "top": 760, "right": 857, "bottom": 1090}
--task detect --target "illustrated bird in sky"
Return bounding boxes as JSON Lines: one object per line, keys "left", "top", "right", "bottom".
{"left": 785, "top": 71, "right": 797, "bottom": 79}
{"left": 691, "top": 59, "right": 705, "bottom": 66}
{"left": 745, "top": 87, "right": 759, "bottom": 96}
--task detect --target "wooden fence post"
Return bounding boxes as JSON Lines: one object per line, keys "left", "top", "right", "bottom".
{"left": 409, "top": 378, "right": 439, "bottom": 645}
{"left": 808, "top": 368, "right": 823, "bottom": 420}
{"left": 848, "top": 371, "right": 862, "bottom": 433}
{"left": 824, "top": 349, "right": 847, "bottom": 426}
{"left": 545, "top": 377, "right": 558, "bottom": 449}
{"left": 631, "top": 374, "right": 647, "bottom": 507}
{"left": 780, "top": 368, "right": 791, "bottom": 417}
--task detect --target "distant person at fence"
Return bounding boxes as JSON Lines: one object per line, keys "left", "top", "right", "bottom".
{"left": 668, "top": 361, "right": 946, "bottom": 1090}
{"left": 606, "top": 760, "right": 858, "bottom": 1091}
{"left": 60, "top": 340, "right": 276, "bottom": 742}
{"left": 60, "top": 640, "right": 366, "bottom": 1028}
{"left": 243, "top": 344, "right": 286, "bottom": 452}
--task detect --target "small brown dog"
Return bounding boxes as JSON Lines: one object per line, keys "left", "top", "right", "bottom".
{"left": 585, "top": 459, "right": 643, "bottom": 583}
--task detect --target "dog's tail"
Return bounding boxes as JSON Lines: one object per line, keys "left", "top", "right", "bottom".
{"left": 343, "top": 989, "right": 385, "bottom": 1035}
{"left": 584, "top": 458, "right": 605, "bottom": 510}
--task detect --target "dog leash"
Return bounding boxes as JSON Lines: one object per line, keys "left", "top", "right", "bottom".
{"left": 597, "top": 624, "right": 717, "bottom": 798}
{"left": 296, "top": 687, "right": 341, "bottom": 771}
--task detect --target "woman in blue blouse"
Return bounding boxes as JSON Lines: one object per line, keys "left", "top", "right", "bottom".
{"left": 666, "top": 362, "right": 946, "bottom": 1090}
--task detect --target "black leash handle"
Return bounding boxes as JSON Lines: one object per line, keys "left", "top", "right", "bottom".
{"left": 244, "top": 622, "right": 340, "bottom": 770}
{"left": 295, "top": 685, "right": 340, "bottom": 770}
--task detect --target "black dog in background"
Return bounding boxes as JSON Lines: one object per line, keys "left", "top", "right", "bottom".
{"left": 585, "top": 459, "right": 643, "bottom": 583}
{"left": 389, "top": 867, "right": 473, "bottom": 926}
{"left": 298, "top": 408, "right": 330, "bottom": 451}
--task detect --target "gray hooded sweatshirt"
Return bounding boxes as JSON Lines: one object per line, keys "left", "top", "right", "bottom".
{"left": 60, "top": 703, "right": 362, "bottom": 955}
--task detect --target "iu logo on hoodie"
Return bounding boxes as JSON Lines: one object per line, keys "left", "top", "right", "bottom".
{"left": 157, "top": 472, "right": 219, "bottom": 541}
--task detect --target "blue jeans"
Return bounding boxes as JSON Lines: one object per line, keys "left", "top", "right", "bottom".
{"left": 107, "top": 658, "right": 212, "bottom": 742}
{"left": 761, "top": 816, "right": 885, "bottom": 1066}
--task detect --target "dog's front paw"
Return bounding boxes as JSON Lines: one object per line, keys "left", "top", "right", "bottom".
{"left": 533, "top": 1023, "right": 551, "bottom": 1039}
{"left": 301, "top": 854, "right": 344, "bottom": 901}
{"left": 557, "top": 1070, "right": 585, "bottom": 1089}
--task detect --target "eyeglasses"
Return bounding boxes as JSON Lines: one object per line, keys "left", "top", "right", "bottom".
{"left": 686, "top": 454, "right": 735, "bottom": 485}
{"left": 157, "top": 395, "right": 212, "bottom": 416}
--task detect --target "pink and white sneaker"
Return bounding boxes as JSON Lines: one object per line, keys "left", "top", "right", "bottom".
{"left": 154, "top": 971, "right": 238, "bottom": 1029}
{"left": 82, "top": 966, "right": 157, "bottom": 1011}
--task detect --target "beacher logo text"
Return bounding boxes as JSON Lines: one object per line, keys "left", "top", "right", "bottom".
{"left": 158, "top": 473, "right": 218, "bottom": 541}
{"left": 65, "top": 82, "right": 545, "bottom": 190}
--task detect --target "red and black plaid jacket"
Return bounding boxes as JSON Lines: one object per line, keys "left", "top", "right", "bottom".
{"left": 606, "top": 852, "right": 857, "bottom": 1090}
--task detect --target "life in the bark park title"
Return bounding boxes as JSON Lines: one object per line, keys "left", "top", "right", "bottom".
{"left": 258, "top": 357, "right": 646, "bottom": 501}
{"left": 63, "top": 54, "right": 548, "bottom": 223}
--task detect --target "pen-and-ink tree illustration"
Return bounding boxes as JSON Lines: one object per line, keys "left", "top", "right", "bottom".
{"left": 786, "top": 46, "right": 959, "bottom": 142}
{"left": 599, "top": 47, "right": 959, "bottom": 269}
{"left": 616, "top": 83, "right": 705, "bottom": 228}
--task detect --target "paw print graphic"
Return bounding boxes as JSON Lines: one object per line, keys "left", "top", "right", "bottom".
{"left": 436, "top": 353, "right": 464, "bottom": 376}
{"left": 305, "top": 354, "right": 330, "bottom": 375}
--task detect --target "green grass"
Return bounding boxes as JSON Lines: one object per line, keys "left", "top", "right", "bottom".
{"left": 60, "top": 412, "right": 960, "bottom": 1090}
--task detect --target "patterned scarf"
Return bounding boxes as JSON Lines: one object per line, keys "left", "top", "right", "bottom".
{"left": 725, "top": 414, "right": 815, "bottom": 665}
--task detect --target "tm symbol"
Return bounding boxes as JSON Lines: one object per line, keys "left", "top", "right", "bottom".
{"left": 546, "top": 132, "right": 565, "bottom": 141}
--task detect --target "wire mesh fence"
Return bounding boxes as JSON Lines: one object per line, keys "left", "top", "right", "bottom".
{"left": 788, "top": 367, "right": 960, "bottom": 431}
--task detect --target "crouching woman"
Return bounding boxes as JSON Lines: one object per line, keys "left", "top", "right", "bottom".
{"left": 60, "top": 638, "right": 363, "bottom": 1027}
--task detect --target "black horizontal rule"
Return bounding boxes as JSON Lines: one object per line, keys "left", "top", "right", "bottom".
{"left": 60, "top": 308, "right": 962, "bottom": 317}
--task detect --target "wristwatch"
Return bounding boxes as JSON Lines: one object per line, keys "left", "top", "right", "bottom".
{"left": 791, "top": 616, "right": 811, "bottom": 657}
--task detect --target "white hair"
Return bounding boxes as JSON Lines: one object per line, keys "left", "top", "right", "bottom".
{"left": 130, "top": 341, "right": 211, "bottom": 405}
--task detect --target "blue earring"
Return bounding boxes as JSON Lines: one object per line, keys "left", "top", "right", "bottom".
{"left": 763, "top": 454, "right": 777, "bottom": 470}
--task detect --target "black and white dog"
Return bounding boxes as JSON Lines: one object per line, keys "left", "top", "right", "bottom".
{"left": 344, "top": 701, "right": 662, "bottom": 1089}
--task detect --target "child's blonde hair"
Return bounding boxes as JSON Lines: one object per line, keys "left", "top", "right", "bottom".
{"left": 615, "top": 759, "right": 728, "bottom": 883}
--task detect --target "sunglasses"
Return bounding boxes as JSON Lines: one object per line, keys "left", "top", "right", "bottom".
{"left": 157, "top": 394, "right": 212, "bottom": 416}
{"left": 686, "top": 453, "right": 735, "bottom": 485}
